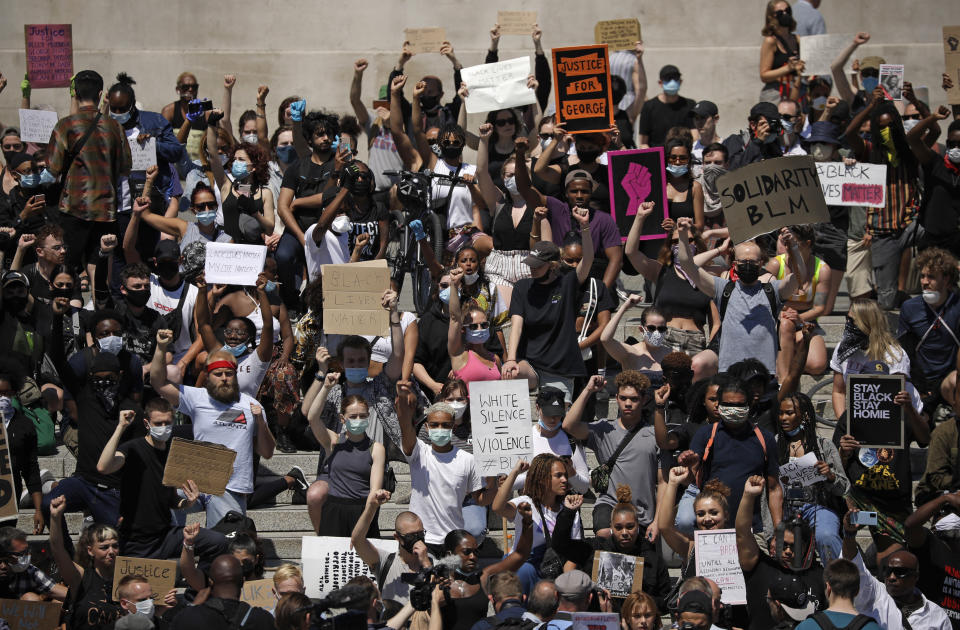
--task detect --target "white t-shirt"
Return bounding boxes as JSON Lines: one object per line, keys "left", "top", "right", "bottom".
{"left": 148, "top": 275, "right": 199, "bottom": 360}
{"left": 509, "top": 494, "right": 582, "bottom": 552}
{"left": 407, "top": 440, "right": 482, "bottom": 545}
{"left": 430, "top": 159, "right": 477, "bottom": 230}
{"left": 236, "top": 350, "right": 271, "bottom": 396}
{"left": 514, "top": 427, "right": 591, "bottom": 494}
{"left": 830, "top": 347, "right": 923, "bottom": 412}
{"left": 177, "top": 385, "right": 260, "bottom": 494}
{"left": 365, "top": 311, "right": 416, "bottom": 363}
{"left": 304, "top": 223, "right": 349, "bottom": 281}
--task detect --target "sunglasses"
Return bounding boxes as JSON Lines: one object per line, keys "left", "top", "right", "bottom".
{"left": 775, "top": 7, "right": 792, "bottom": 16}
{"left": 460, "top": 548, "right": 479, "bottom": 556}
{"left": 538, "top": 133, "right": 552, "bottom": 141}
{"left": 881, "top": 566, "right": 917, "bottom": 579}
{"left": 465, "top": 321, "right": 490, "bottom": 330}
{"left": 645, "top": 325, "right": 668, "bottom": 334}
{"left": 2, "top": 143, "right": 24, "bottom": 152}
{"left": 178, "top": 83, "right": 199, "bottom": 90}
{"left": 902, "top": 114, "right": 921, "bottom": 120}
{"left": 780, "top": 113, "right": 798, "bottom": 122}
{"left": 194, "top": 201, "right": 218, "bottom": 211}
{"left": 495, "top": 119, "right": 514, "bottom": 127}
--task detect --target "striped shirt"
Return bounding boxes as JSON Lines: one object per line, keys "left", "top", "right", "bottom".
{"left": 48, "top": 106, "right": 132, "bottom": 222}
{"left": 861, "top": 141, "right": 918, "bottom": 234}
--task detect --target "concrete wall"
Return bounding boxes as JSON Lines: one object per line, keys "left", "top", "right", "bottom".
{"left": 1, "top": 0, "right": 958, "bottom": 158}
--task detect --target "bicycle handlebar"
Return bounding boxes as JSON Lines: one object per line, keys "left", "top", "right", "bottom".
{"left": 382, "top": 168, "right": 470, "bottom": 185}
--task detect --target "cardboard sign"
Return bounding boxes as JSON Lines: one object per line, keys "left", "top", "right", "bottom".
{"left": 112, "top": 556, "right": 177, "bottom": 604}
{"left": 695, "top": 529, "right": 747, "bottom": 605}
{"left": 128, "top": 136, "right": 158, "bottom": 172}
{"left": 552, "top": 45, "right": 614, "bottom": 134}
{"left": 497, "top": 11, "right": 537, "bottom": 36}
{"left": 404, "top": 28, "right": 446, "bottom": 55}
{"left": 592, "top": 551, "right": 643, "bottom": 598}
{"left": 0, "top": 419, "right": 18, "bottom": 521}
{"left": 778, "top": 452, "right": 828, "bottom": 488}
{"left": 945, "top": 27, "right": 960, "bottom": 105}
{"left": 302, "top": 536, "right": 398, "bottom": 598}
{"left": 321, "top": 260, "right": 390, "bottom": 336}
{"left": 847, "top": 374, "right": 904, "bottom": 449}
{"left": 815, "top": 161, "right": 886, "bottom": 208}
{"left": 469, "top": 379, "right": 533, "bottom": 476}
{"left": 607, "top": 148, "right": 669, "bottom": 242}
{"left": 162, "top": 438, "right": 237, "bottom": 496}
{"left": 879, "top": 64, "right": 904, "bottom": 101}
{"left": 569, "top": 612, "right": 620, "bottom": 630}
{"left": 18, "top": 109, "right": 59, "bottom": 144}
{"left": 594, "top": 19, "right": 642, "bottom": 51}
{"left": 0, "top": 598, "right": 61, "bottom": 630}
{"left": 460, "top": 57, "right": 537, "bottom": 114}
{"left": 240, "top": 578, "right": 277, "bottom": 609}
{"left": 799, "top": 34, "right": 855, "bottom": 77}
{"left": 204, "top": 242, "right": 268, "bottom": 286}
{"left": 24, "top": 24, "right": 73, "bottom": 89}
{"left": 717, "top": 155, "right": 829, "bottom": 245}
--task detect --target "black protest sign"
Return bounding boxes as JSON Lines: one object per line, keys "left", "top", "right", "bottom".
{"left": 606, "top": 148, "right": 669, "bottom": 242}
{"left": 847, "top": 374, "right": 904, "bottom": 449}
{"left": 552, "top": 44, "right": 614, "bottom": 134}
{"left": 717, "top": 155, "right": 829, "bottom": 244}
{"left": 0, "top": 421, "right": 17, "bottom": 520}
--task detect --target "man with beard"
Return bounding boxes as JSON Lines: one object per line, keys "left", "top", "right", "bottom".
{"left": 151, "top": 329, "right": 276, "bottom": 523}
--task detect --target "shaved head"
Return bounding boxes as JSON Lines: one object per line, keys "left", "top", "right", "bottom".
{"left": 395, "top": 511, "right": 423, "bottom": 534}
{"left": 210, "top": 554, "right": 243, "bottom": 598}
{"left": 733, "top": 241, "right": 762, "bottom": 262}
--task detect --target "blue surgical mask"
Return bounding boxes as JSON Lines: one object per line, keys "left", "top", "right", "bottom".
{"left": 221, "top": 343, "right": 248, "bottom": 358}
{"left": 861, "top": 76, "right": 879, "bottom": 93}
{"left": 439, "top": 287, "right": 451, "bottom": 304}
{"left": 110, "top": 110, "right": 131, "bottom": 125}
{"left": 662, "top": 79, "right": 681, "bottom": 95}
{"left": 276, "top": 145, "right": 296, "bottom": 163}
{"left": 231, "top": 160, "right": 250, "bottom": 180}
{"left": 345, "top": 367, "right": 369, "bottom": 383}
{"left": 346, "top": 418, "right": 369, "bottom": 435}
{"left": 196, "top": 210, "right": 217, "bottom": 226}
{"left": 429, "top": 428, "right": 453, "bottom": 446}
{"left": 785, "top": 424, "right": 804, "bottom": 437}
{"left": 465, "top": 328, "right": 490, "bottom": 344}
{"left": 264, "top": 279, "right": 277, "bottom": 293}
{"left": 39, "top": 168, "right": 56, "bottom": 185}
{"left": 781, "top": 120, "right": 795, "bottom": 134}
{"left": 19, "top": 173, "right": 40, "bottom": 189}
{"left": 538, "top": 417, "right": 560, "bottom": 432}
{"left": 812, "top": 96, "right": 828, "bottom": 111}
{"left": 98, "top": 335, "right": 123, "bottom": 355}
{"left": 665, "top": 164, "right": 688, "bottom": 177}
{"left": 504, "top": 176, "right": 519, "bottom": 197}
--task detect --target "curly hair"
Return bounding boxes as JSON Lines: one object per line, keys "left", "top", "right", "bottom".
{"left": 302, "top": 111, "right": 340, "bottom": 144}
{"left": 661, "top": 351, "right": 692, "bottom": 372}
{"left": 35, "top": 223, "right": 64, "bottom": 247}
{"left": 776, "top": 392, "right": 823, "bottom": 465}
{"left": 693, "top": 478, "right": 731, "bottom": 523}
{"left": 231, "top": 142, "right": 270, "bottom": 187}
{"left": 615, "top": 370, "right": 651, "bottom": 394}
{"left": 522, "top": 453, "right": 565, "bottom": 506}
{"left": 611, "top": 484, "right": 638, "bottom": 522}
{"left": 916, "top": 247, "right": 959, "bottom": 288}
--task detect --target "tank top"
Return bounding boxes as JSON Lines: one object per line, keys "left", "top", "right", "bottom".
{"left": 775, "top": 254, "right": 823, "bottom": 305}
{"left": 668, "top": 188, "right": 695, "bottom": 221}
{"left": 453, "top": 350, "right": 501, "bottom": 385}
{"left": 326, "top": 435, "right": 373, "bottom": 499}
{"left": 221, "top": 184, "right": 265, "bottom": 244}
{"left": 654, "top": 265, "right": 711, "bottom": 328}
{"left": 445, "top": 588, "right": 491, "bottom": 630}
{"left": 243, "top": 292, "right": 282, "bottom": 344}
{"left": 764, "top": 35, "right": 798, "bottom": 96}
{"left": 430, "top": 159, "right": 477, "bottom": 230}
{"left": 492, "top": 201, "right": 533, "bottom": 251}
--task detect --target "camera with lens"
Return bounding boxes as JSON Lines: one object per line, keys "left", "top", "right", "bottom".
{"left": 766, "top": 116, "right": 783, "bottom": 136}
{"left": 401, "top": 563, "right": 456, "bottom": 612}
{"left": 306, "top": 585, "right": 370, "bottom": 630}
{"left": 784, "top": 482, "right": 810, "bottom": 510}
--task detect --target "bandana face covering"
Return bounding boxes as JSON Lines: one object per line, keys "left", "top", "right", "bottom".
{"left": 835, "top": 318, "right": 870, "bottom": 363}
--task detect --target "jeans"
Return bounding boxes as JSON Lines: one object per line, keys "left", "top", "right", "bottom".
{"left": 41, "top": 476, "right": 121, "bottom": 555}
{"left": 513, "top": 544, "right": 546, "bottom": 595}
{"left": 205, "top": 489, "right": 248, "bottom": 527}
{"left": 462, "top": 503, "right": 488, "bottom": 545}
{"left": 275, "top": 231, "right": 304, "bottom": 311}
{"left": 121, "top": 525, "right": 227, "bottom": 564}
{"left": 675, "top": 484, "right": 700, "bottom": 535}
{"left": 870, "top": 222, "right": 920, "bottom": 310}
{"left": 800, "top": 503, "right": 843, "bottom": 564}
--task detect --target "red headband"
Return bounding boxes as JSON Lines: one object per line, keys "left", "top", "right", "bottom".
{"left": 207, "top": 360, "right": 237, "bottom": 373}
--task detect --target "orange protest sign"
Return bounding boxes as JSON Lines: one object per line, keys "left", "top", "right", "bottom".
{"left": 552, "top": 45, "right": 613, "bottom": 134}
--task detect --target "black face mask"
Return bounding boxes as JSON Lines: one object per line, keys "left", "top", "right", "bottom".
{"left": 557, "top": 264, "right": 575, "bottom": 275}
{"left": 3, "top": 296, "right": 27, "bottom": 313}
{"left": 577, "top": 148, "right": 601, "bottom": 163}
{"left": 440, "top": 144, "right": 463, "bottom": 161}
{"left": 125, "top": 288, "right": 150, "bottom": 308}
{"left": 240, "top": 559, "right": 256, "bottom": 578}
{"left": 350, "top": 177, "right": 374, "bottom": 197}
{"left": 397, "top": 531, "right": 425, "bottom": 553}
{"left": 92, "top": 377, "right": 120, "bottom": 411}
{"left": 51, "top": 287, "right": 73, "bottom": 299}
{"left": 156, "top": 260, "right": 179, "bottom": 280}
{"left": 776, "top": 10, "right": 792, "bottom": 27}
{"left": 419, "top": 95, "right": 440, "bottom": 111}
{"left": 1, "top": 150, "right": 16, "bottom": 165}
{"left": 737, "top": 261, "right": 761, "bottom": 284}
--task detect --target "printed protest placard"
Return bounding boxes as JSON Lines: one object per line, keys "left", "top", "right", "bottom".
{"left": 128, "top": 136, "right": 158, "bottom": 172}
{"left": 592, "top": 551, "right": 643, "bottom": 598}
{"left": 799, "top": 34, "right": 854, "bottom": 77}
{"left": 204, "top": 242, "right": 267, "bottom": 286}
{"left": 778, "top": 452, "right": 827, "bottom": 488}
{"left": 112, "top": 557, "right": 177, "bottom": 604}
{"left": 321, "top": 260, "right": 390, "bottom": 336}
{"left": 717, "top": 155, "right": 829, "bottom": 245}
{"left": 570, "top": 612, "right": 620, "bottom": 630}
{"left": 945, "top": 27, "right": 960, "bottom": 105}
{"left": 594, "top": 19, "right": 642, "bottom": 51}
{"left": 816, "top": 161, "right": 886, "bottom": 208}
{"left": 24, "top": 24, "right": 73, "bottom": 89}
{"left": 879, "top": 64, "right": 904, "bottom": 101}
{"left": 18, "top": 109, "right": 59, "bottom": 144}
{"left": 847, "top": 374, "right": 904, "bottom": 449}
{"left": 461, "top": 57, "right": 537, "bottom": 114}
{"left": 302, "top": 536, "right": 398, "bottom": 598}
{"left": 0, "top": 418, "right": 19, "bottom": 521}
{"left": 162, "top": 438, "right": 237, "bottom": 496}
{"left": 470, "top": 379, "right": 532, "bottom": 476}
{"left": 498, "top": 11, "right": 537, "bottom": 36}
{"left": 695, "top": 529, "right": 747, "bottom": 604}
{"left": 0, "top": 598, "right": 61, "bottom": 629}
{"left": 552, "top": 45, "right": 614, "bottom": 134}
{"left": 404, "top": 28, "right": 447, "bottom": 55}
{"left": 240, "top": 579, "right": 276, "bottom": 609}
{"left": 607, "top": 148, "right": 669, "bottom": 242}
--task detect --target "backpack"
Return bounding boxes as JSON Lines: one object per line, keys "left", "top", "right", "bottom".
{"left": 490, "top": 618, "right": 539, "bottom": 630}
{"left": 809, "top": 611, "right": 876, "bottom": 630}
{"left": 696, "top": 420, "right": 769, "bottom": 488}
{"left": 718, "top": 279, "right": 781, "bottom": 350}
{"left": 212, "top": 511, "right": 257, "bottom": 539}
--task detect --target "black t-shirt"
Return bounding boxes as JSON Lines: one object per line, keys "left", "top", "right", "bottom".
{"left": 75, "top": 397, "right": 143, "bottom": 488}
{"left": 413, "top": 305, "right": 452, "bottom": 390}
{"left": 68, "top": 568, "right": 123, "bottom": 630}
{"left": 117, "top": 437, "right": 180, "bottom": 544}
{"left": 22, "top": 263, "right": 83, "bottom": 305}
{"left": 744, "top": 554, "right": 825, "bottom": 630}
{"left": 511, "top": 269, "right": 586, "bottom": 377}
{"left": 280, "top": 156, "right": 337, "bottom": 231}
{"left": 912, "top": 531, "right": 960, "bottom": 629}
{"left": 614, "top": 109, "right": 636, "bottom": 149}
{"left": 832, "top": 414, "right": 915, "bottom": 515}
{"left": 115, "top": 300, "right": 160, "bottom": 364}
{"left": 169, "top": 598, "right": 277, "bottom": 630}
{"left": 920, "top": 159, "right": 960, "bottom": 237}
{"left": 346, "top": 199, "right": 389, "bottom": 261}
{"left": 637, "top": 96, "right": 696, "bottom": 148}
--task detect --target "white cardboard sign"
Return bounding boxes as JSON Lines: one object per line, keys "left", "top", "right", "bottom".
{"left": 204, "top": 242, "right": 267, "bottom": 286}
{"left": 460, "top": 57, "right": 537, "bottom": 114}
{"left": 469, "top": 379, "right": 533, "bottom": 476}
{"left": 815, "top": 161, "right": 886, "bottom": 208}
{"left": 128, "top": 136, "right": 158, "bottom": 171}
{"left": 18, "top": 108, "right": 58, "bottom": 143}
{"left": 301, "top": 536, "right": 398, "bottom": 598}
{"left": 778, "top": 452, "right": 828, "bottom": 487}
{"left": 694, "top": 529, "right": 747, "bottom": 605}
{"left": 799, "top": 34, "right": 855, "bottom": 77}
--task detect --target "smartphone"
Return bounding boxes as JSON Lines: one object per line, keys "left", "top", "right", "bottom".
{"left": 372, "top": 99, "right": 390, "bottom": 111}
{"left": 33, "top": 193, "right": 45, "bottom": 205}
{"left": 237, "top": 184, "right": 252, "bottom": 197}
{"left": 851, "top": 511, "right": 878, "bottom": 527}
{"left": 188, "top": 99, "right": 213, "bottom": 115}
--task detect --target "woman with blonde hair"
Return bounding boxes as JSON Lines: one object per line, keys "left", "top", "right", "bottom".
{"left": 620, "top": 591, "right": 662, "bottom": 630}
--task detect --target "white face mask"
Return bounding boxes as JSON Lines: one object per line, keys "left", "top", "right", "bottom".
{"left": 9, "top": 554, "right": 30, "bottom": 573}
{"left": 643, "top": 330, "right": 664, "bottom": 348}
{"left": 463, "top": 272, "right": 479, "bottom": 284}
{"left": 149, "top": 425, "right": 173, "bottom": 442}
{"left": 447, "top": 401, "right": 467, "bottom": 420}
{"left": 134, "top": 598, "right": 155, "bottom": 617}
{"left": 241, "top": 133, "right": 259, "bottom": 145}
{"left": 503, "top": 176, "right": 520, "bottom": 197}
{"left": 947, "top": 147, "right": 960, "bottom": 164}
{"left": 923, "top": 290, "right": 942, "bottom": 305}
{"left": 331, "top": 215, "right": 352, "bottom": 234}
{"left": 98, "top": 335, "right": 124, "bottom": 355}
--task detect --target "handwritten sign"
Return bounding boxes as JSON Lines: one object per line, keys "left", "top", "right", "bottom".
{"left": 240, "top": 578, "right": 277, "bottom": 609}
{"left": 112, "top": 557, "right": 177, "bottom": 604}
{"left": 24, "top": 24, "right": 73, "bottom": 89}
{"left": 204, "top": 242, "right": 267, "bottom": 286}
{"left": 594, "top": 19, "right": 642, "bottom": 51}
{"left": 162, "top": 438, "right": 237, "bottom": 496}
{"left": 695, "top": 529, "right": 746, "bottom": 605}
{"left": 128, "top": 136, "right": 158, "bottom": 172}
{"left": 592, "top": 551, "right": 643, "bottom": 598}
{"left": 18, "top": 109, "right": 59, "bottom": 144}
{"left": 552, "top": 45, "right": 614, "bottom": 134}
{"left": 321, "top": 260, "right": 390, "bottom": 336}
{"left": 946, "top": 27, "right": 960, "bottom": 105}
{"left": 799, "top": 34, "right": 855, "bottom": 77}
{"left": 0, "top": 598, "right": 61, "bottom": 630}
{"left": 404, "top": 28, "right": 447, "bottom": 55}
{"left": 498, "top": 11, "right": 537, "bottom": 36}
{"left": 879, "top": 64, "right": 904, "bottom": 101}
{"left": 847, "top": 374, "right": 904, "bottom": 449}
{"left": 607, "top": 148, "right": 669, "bottom": 242}
{"left": 570, "top": 612, "right": 620, "bottom": 630}
{"left": 302, "top": 536, "right": 398, "bottom": 598}
{"left": 717, "top": 155, "right": 829, "bottom": 245}
{"left": 779, "top": 452, "right": 827, "bottom": 488}
{"left": 470, "top": 379, "right": 532, "bottom": 476}
{"left": 816, "top": 161, "right": 886, "bottom": 208}
{"left": 0, "top": 418, "right": 18, "bottom": 521}
{"left": 461, "top": 57, "right": 537, "bottom": 114}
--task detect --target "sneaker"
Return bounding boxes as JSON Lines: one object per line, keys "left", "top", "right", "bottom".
{"left": 276, "top": 430, "right": 296, "bottom": 454}
{"left": 288, "top": 466, "right": 308, "bottom": 505}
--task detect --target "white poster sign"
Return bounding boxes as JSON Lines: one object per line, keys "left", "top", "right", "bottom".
{"left": 18, "top": 108, "right": 58, "bottom": 143}
{"left": 570, "top": 612, "right": 620, "bottom": 630}
{"left": 799, "top": 34, "right": 854, "bottom": 77}
{"left": 302, "top": 536, "right": 398, "bottom": 598}
{"left": 694, "top": 529, "right": 747, "bottom": 605}
{"left": 204, "top": 242, "right": 267, "bottom": 286}
{"left": 815, "top": 161, "right": 886, "bottom": 208}
{"left": 460, "top": 57, "right": 537, "bottom": 114}
{"left": 778, "top": 452, "right": 828, "bottom": 487}
{"left": 469, "top": 379, "right": 533, "bottom": 476}
{"left": 128, "top": 136, "right": 158, "bottom": 171}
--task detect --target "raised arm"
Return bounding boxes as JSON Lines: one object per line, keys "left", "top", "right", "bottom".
{"left": 674, "top": 217, "right": 716, "bottom": 297}
{"left": 624, "top": 202, "right": 663, "bottom": 281}
{"left": 251, "top": 401, "right": 276, "bottom": 458}
{"left": 255, "top": 85, "right": 270, "bottom": 146}
{"left": 483, "top": 502, "right": 534, "bottom": 578}
{"left": 48, "top": 496, "right": 82, "bottom": 591}
{"left": 349, "top": 60, "right": 371, "bottom": 129}
{"left": 531, "top": 125, "right": 564, "bottom": 185}
{"left": 475, "top": 124, "right": 501, "bottom": 211}
{"left": 205, "top": 112, "right": 228, "bottom": 189}
{"left": 735, "top": 476, "right": 764, "bottom": 573}
{"left": 389, "top": 75, "right": 423, "bottom": 172}
{"left": 653, "top": 384, "right": 679, "bottom": 450}
{"left": 844, "top": 88, "right": 883, "bottom": 157}
{"left": 306, "top": 372, "right": 340, "bottom": 454}
{"left": 658, "top": 466, "right": 694, "bottom": 556}
{"left": 514, "top": 136, "right": 545, "bottom": 208}
{"left": 563, "top": 375, "right": 605, "bottom": 441}
{"left": 383, "top": 290, "right": 404, "bottom": 382}
{"left": 627, "top": 42, "right": 647, "bottom": 124}
{"left": 221, "top": 75, "right": 236, "bottom": 140}
{"left": 601, "top": 294, "right": 644, "bottom": 365}
{"left": 179, "top": 523, "right": 206, "bottom": 591}
{"left": 352, "top": 490, "right": 393, "bottom": 569}
{"left": 150, "top": 329, "right": 181, "bottom": 407}
{"left": 411, "top": 80, "right": 437, "bottom": 169}
{"left": 832, "top": 33, "right": 869, "bottom": 104}
{"left": 572, "top": 207, "right": 594, "bottom": 285}
{"left": 96, "top": 410, "right": 135, "bottom": 475}
{"left": 447, "top": 268, "right": 466, "bottom": 359}
{"left": 193, "top": 277, "right": 221, "bottom": 353}
{"left": 395, "top": 380, "right": 418, "bottom": 457}
{"left": 908, "top": 105, "right": 949, "bottom": 166}
{"left": 492, "top": 460, "right": 528, "bottom": 520}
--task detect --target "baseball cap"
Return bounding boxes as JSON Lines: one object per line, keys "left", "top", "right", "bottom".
{"left": 860, "top": 56, "right": 886, "bottom": 73}
{"left": 690, "top": 100, "right": 718, "bottom": 118}
{"left": 750, "top": 101, "right": 781, "bottom": 123}
{"left": 768, "top": 574, "right": 817, "bottom": 621}
{"left": 523, "top": 241, "right": 560, "bottom": 269}
{"left": 154, "top": 239, "right": 181, "bottom": 261}
{"left": 90, "top": 351, "right": 121, "bottom": 374}
{"left": 1, "top": 270, "right": 30, "bottom": 290}
{"left": 555, "top": 570, "right": 595, "bottom": 600}
{"left": 659, "top": 64, "right": 681, "bottom": 81}
{"left": 564, "top": 169, "right": 597, "bottom": 190}
{"left": 677, "top": 590, "right": 714, "bottom": 616}
{"left": 536, "top": 386, "right": 566, "bottom": 416}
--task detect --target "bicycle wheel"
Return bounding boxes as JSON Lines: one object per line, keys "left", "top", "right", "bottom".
{"left": 427, "top": 212, "right": 445, "bottom": 258}
{"left": 411, "top": 261, "right": 433, "bottom": 316}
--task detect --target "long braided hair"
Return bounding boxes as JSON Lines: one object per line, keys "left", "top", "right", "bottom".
{"left": 522, "top": 453, "right": 564, "bottom": 509}
{"left": 775, "top": 392, "right": 823, "bottom": 465}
